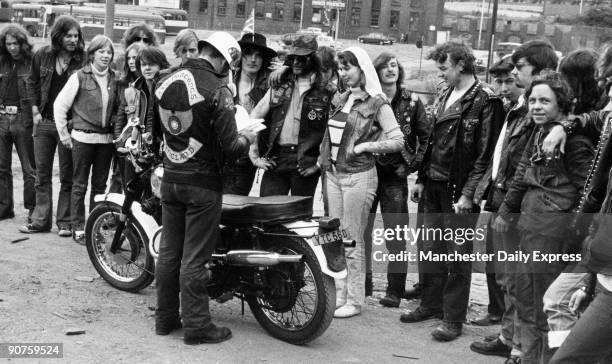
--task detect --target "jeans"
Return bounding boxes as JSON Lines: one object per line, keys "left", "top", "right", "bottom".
{"left": 499, "top": 222, "right": 522, "bottom": 353}
{"left": 485, "top": 215, "right": 506, "bottom": 318}
{"left": 363, "top": 164, "right": 409, "bottom": 298}
{"left": 543, "top": 272, "right": 591, "bottom": 348}
{"left": 260, "top": 148, "right": 320, "bottom": 207}
{"left": 156, "top": 182, "right": 222, "bottom": 333}
{"left": 550, "top": 283, "right": 612, "bottom": 364}
{"left": 420, "top": 180, "right": 477, "bottom": 323}
{"left": 70, "top": 139, "right": 114, "bottom": 230}
{"left": 222, "top": 162, "right": 256, "bottom": 196}
{"left": 30, "top": 119, "right": 72, "bottom": 230}
{"left": 327, "top": 167, "right": 377, "bottom": 307}
{"left": 0, "top": 112, "right": 35, "bottom": 217}
{"left": 515, "top": 231, "right": 568, "bottom": 364}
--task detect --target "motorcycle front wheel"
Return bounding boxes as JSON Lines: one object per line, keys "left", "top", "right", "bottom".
{"left": 247, "top": 236, "right": 335, "bottom": 345}
{"left": 85, "top": 202, "right": 155, "bottom": 292}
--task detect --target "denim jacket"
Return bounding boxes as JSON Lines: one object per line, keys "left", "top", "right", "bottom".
{"left": 27, "top": 45, "right": 85, "bottom": 116}
{"left": 0, "top": 56, "right": 33, "bottom": 126}
{"left": 319, "top": 91, "right": 388, "bottom": 173}
{"left": 70, "top": 64, "right": 118, "bottom": 133}
{"left": 259, "top": 77, "right": 334, "bottom": 169}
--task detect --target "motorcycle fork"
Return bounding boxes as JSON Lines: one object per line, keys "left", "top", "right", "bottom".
{"left": 109, "top": 192, "right": 137, "bottom": 254}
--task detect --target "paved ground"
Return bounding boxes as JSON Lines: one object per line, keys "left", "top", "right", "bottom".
{"left": 0, "top": 30, "right": 504, "bottom": 363}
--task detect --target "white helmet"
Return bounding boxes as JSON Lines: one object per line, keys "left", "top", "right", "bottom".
{"left": 198, "top": 32, "right": 241, "bottom": 69}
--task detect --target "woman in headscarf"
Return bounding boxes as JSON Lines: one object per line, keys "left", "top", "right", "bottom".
{"left": 319, "top": 47, "right": 404, "bottom": 318}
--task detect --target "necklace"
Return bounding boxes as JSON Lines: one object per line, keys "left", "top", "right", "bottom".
{"left": 56, "top": 56, "right": 70, "bottom": 74}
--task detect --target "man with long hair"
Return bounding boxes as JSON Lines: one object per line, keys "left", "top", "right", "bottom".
{"left": 0, "top": 24, "right": 35, "bottom": 222}
{"left": 19, "top": 15, "right": 85, "bottom": 236}
{"left": 249, "top": 35, "right": 334, "bottom": 205}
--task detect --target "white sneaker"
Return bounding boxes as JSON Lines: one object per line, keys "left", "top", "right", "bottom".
{"left": 334, "top": 304, "right": 361, "bottom": 318}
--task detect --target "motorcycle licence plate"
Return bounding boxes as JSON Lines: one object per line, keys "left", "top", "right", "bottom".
{"left": 312, "top": 229, "right": 349, "bottom": 246}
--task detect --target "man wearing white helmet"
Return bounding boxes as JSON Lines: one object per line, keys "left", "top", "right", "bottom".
{"left": 154, "top": 31, "right": 256, "bottom": 345}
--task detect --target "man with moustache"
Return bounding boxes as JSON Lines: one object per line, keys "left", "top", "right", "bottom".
{"left": 249, "top": 35, "right": 333, "bottom": 205}
{"left": 402, "top": 41, "right": 505, "bottom": 341}
{"left": 0, "top": 24, "right": 36, "bottom": 222}
{"left": 19, "top": 15, "right": 85, "bottom": 236}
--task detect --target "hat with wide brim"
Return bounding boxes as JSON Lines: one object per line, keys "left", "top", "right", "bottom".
{"left": 238, "top": 32, "right": 277, "bottom": 60}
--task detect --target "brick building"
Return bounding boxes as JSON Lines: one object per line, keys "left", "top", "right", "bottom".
{"left": 181, "top": 0, "right": 444, "bottom": 44}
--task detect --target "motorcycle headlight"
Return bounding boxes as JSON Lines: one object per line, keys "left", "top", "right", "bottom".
{"left": 150, "top": 165, "right": 164, "bottom": 199}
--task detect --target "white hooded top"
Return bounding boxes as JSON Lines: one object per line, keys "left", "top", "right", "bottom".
{"left": 343, "top": 46, "right": 384, "bottom": 98}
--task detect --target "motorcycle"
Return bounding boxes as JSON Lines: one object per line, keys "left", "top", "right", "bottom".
{"left": 85, "top": 117, "right": 352, "bottom": 344}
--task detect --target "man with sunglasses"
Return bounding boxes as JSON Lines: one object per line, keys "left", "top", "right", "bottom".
{"left": 471, "top": 40, "right": 561, "bottom": 364}
{"left": 249, "top": 35, "right": 334, "bottom": 206}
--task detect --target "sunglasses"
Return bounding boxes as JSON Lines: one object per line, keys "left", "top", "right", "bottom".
{"left": 287, "top": 55, "right": 309, "bottom": 64}
{"left": 134, "top": 36, "right": 151, "bottom": 44}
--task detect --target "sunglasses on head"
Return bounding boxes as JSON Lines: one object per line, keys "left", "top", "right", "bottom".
{"left": 134, "top": 36, "right": 151, "bottom": 44}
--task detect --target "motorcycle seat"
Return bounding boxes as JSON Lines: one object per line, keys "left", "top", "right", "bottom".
{"left": 221, "top": 195, "right": 313, "bottom": 225}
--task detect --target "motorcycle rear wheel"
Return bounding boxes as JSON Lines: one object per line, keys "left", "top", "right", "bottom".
{"left": 85, "top": 202, "right": 155, "bottom": 292}
{"left": 247, "top": 236, "right": 335, "bottom": 345}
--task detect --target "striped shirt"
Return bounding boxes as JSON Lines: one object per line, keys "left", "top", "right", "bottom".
{"left": 329, "top": 95, "right": 355, "bottom": 162}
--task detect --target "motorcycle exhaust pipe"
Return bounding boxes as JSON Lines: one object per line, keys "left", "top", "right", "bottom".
{"left": 343, "top": 239, "right": 356, "bottom": 248}
{"left": 212, "top": 250, "right": 303, "bottom": 266}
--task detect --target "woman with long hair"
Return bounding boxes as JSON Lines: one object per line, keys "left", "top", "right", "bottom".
{"left": 319, "top": 47, "right": 404, "bottom": 318}
{"left": 53, "top": 35, "right": 119, "bottom": 244}
{"left": 114, "top": 46, "right": 169, "bottom": 185}
{"left": 559, "top": 49, "right": 602, "bottom": 114}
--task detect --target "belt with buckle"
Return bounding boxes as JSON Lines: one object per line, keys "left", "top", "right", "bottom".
{"left": 1, "top": 105, "right": 19, "bottom": 115}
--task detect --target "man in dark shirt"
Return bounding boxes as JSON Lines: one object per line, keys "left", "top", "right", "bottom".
{"left": 0, "top": 25, "right": 36, "bottom": 221}
{"left": 401, "top": 42, "right": 505, "bottom": 342}
{"left": 19, "top": 15, "right": 86, "bottom": 236}
{"left": 154, "top": 32, "right": 256, "bottom": 345}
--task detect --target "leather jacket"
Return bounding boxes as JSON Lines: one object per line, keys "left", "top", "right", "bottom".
{"left": 0, "top": 56, "right": 33, "bottom": 125}
{"left": 155, "top": 58, "right": 249, "bottom": 191}
{"left": 26, "top": 45, "right": 86, "bottom": 116}
{"left": 376, "top": 88, "right": 431, "bottom": 176}
{"left": 474, "top": 101, "right": 531, "bottom": 211}
{"left": 417, "top": 79, "right": 505, "bottom": 202}
{"left": 498, "top": 124, "right": 595, "bottom": 237}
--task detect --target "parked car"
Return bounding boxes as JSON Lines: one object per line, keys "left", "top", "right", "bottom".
{"left": 357, "top": 33, "right": 395, "bottom": 45}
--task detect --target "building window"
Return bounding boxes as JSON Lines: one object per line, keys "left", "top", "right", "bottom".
{"left": 351, "top": 7, "right": 360, "bottom": 26}
{"left": 255, "top": 0, "right": 265, "bottom": 18}
{"left": 217, "top": 0, "right": 226, "bottom": 15}
{"left": 182, "top": 0, "right": 189, "bottom": 11}
{"left": 199, "top": 0, "right": 207, "bottom": 13}
{"left": 312, "top": 7, "right": 323, "bottom": 23}
{"left": 273, "top": 1, "right": 284, "bottom": 20}
{"left": 410, "top": 0, "right": 422, "bottom": 8}
{"left": 390, "top": 10, "right": 399, "bottom": 29}
{"left": 391, "top": 0, "right": 401, "bottom": 6}
{"left": 236, "top": 0, "right": 246, "bottom": 17}
{"left": 353, "top": 0, "right": 362, "bottom": 4}
{"left": 370, "top": 0, "right": 380, "bottom": 27}
{"left": 409, "top": 12, "right": 420, "bottom": 31}
{"left": 293, "top": 1, "right": 301, "bottom": 21}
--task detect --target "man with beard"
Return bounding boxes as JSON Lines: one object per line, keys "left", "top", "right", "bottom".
{"left": 402, "top": 41, "right": 505, "bottom": 341}
{"left": 19, "top": 15, "right": 85, "bottom": 236}
{"left": 249, "top": 35, "right": 334, "bottom": 205}
{"left": 0, "top": 25, "right": 36, "bottom": 222}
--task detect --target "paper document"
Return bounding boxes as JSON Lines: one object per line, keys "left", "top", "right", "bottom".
{"left": 235, "top": 105, "right": 266, "bottom": 132}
